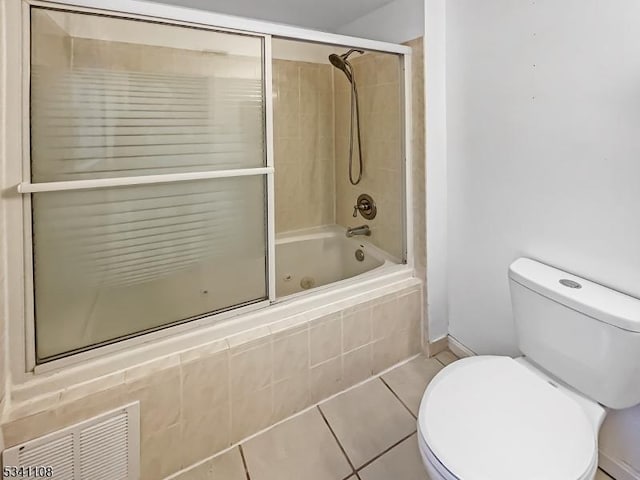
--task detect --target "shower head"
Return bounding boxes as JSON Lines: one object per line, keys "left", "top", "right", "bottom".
{"left": 329, "top": 49, "right": 364, "bottom": 82}
{"left": 328, "top": 53, "right": 352, "bottom": 82}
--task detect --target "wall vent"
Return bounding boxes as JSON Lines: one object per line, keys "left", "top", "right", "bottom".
{"left": 2, "top": 402, "right": 139, "bottom": 480}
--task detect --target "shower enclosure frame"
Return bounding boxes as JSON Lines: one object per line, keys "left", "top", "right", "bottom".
{"left": 6, "top": 0, "right": 414, "bottom": 377}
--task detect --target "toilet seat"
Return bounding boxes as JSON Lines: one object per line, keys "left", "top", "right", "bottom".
{"left": 417, "top": 356, "right": 598, "bottom": 480}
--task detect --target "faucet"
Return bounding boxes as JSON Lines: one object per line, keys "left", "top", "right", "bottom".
{"left": 346, "top": 225, "right": 371, "bottom": 237}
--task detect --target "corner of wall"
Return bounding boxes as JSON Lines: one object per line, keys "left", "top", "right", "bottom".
{"left": 424, "top": 0, "right": 448, "bottom": 342}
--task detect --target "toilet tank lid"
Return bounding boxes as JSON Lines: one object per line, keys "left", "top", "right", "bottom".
{"left": 509, "top": 258, "right": 640, "bottom": 333}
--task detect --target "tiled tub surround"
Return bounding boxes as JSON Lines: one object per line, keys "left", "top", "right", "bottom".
{"left": 405, "top": 38, "right": 425, "bottom": 277}
{"left": 173, "top": 351, "right": 617, "bottom": 480}
{"left": 0, "top": 281, "right": 422, "bottom": 480}
{"left": 334, "top": 51, "right": 404, "bottom": 261}
{"left": 0, "top": 29, "right": 427, "bottom": 478}
{"left": 273, "top": 59, "right": 335, "bottom": 233}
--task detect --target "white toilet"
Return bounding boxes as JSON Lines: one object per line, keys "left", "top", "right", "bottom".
{"left": 417, "top": 258, "right": 640, "bottom": 480}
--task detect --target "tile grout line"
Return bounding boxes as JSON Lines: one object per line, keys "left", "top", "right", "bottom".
{"left": 316, "top": 405, "right": 358, "bottom": 479}
{"left": 238, "top": 444, "right": 251, "bottom": 480}
{"left": 598, "top": 468, "right": 615, "bottom": 480}
{"left": 378, "top": 376, "right": 418, "bottom": 420}
{"left": 355, "top": 429, "right": 417, "bottom": 474}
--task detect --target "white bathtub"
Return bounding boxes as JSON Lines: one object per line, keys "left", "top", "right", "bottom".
{"left": 275, "top": 226, "right": 398, "bottom": 298}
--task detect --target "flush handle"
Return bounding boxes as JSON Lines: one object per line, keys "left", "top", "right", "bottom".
{"left": 559, "top": 279, "right": 582, "bottom": 289}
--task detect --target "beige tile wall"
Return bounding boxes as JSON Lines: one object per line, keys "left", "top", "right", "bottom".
{"left": 0, "top": 283, "right": 421, "bottom": 480}
{"left": 334, "top": 52, "right": 404, "bottom": 260}
{"left": 404, "top": 38, "right": 428, "bottom": 343}
{"left": 273, "top": 59, "right": 335, "bottom": 232}
{"left": 406, "top": 38, "right": 426, "bottom": 275}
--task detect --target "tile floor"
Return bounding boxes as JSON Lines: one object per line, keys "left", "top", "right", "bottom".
{"left": 176, "top": 350, "right": 617, "bottom": 480}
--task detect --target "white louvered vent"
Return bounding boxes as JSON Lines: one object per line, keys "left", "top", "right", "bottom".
{"left": 2, "top": 403, "right": 139, "bottom": 480}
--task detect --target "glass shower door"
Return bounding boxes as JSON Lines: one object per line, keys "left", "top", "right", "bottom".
{"left": 28, "top": 8, "right": 270, "bottom": 361}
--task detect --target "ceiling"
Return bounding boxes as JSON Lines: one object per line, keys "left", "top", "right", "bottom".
{"left": 148, "top": 0, "right": 396, "bottom": 31}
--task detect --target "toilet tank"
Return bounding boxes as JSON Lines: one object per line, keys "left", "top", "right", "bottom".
{"left": 508, "top": 258, "right": 640, "bottom": 409}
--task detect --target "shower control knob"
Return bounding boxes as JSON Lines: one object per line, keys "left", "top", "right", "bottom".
{"left": 353, "top": 194, "right": 377, "bottom": 220}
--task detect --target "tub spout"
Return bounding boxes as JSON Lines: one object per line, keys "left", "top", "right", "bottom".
{"left": 346, "top": 225, "right": 371, "bottom": 237}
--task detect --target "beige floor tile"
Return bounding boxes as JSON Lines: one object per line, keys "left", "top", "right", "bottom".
{"left": 595, "top": 469, "right": 614, "bottom": 480}
{"left": 174, "top": 447, "right": 246, "bottom": 480}
{"left": 319, "top": 379, "right": 416, "bottom": 469}
{"left": 435, "top": 350, "right": 458, "bottom": 366}
{"left": 243, "top": 408, "right": 352, "bottom": 480}
{"left": 358, "top": 434, "right": 428, "bottom": 480}
{"left": 382, "top": 355, "right": 443, "bottom": 416}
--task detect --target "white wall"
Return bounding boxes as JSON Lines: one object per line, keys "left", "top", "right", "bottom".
{"left": 424, "top": 0, "right": 447, "bottom": 342}
{"left": 444, "top": 0, "right": 640, "bottom": 477}
{"left": 335, "top": 0, "right": 424, "bottom": 44}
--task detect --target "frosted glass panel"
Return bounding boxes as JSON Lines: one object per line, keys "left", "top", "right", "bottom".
{"left": 29, "top": 8, "right": 269, "bottom": 361}
{"left": 33, "top": 177, "right": 267, "bottom": 360}
{"left": 30, "top": 8, "right": 265, "bottom": 182}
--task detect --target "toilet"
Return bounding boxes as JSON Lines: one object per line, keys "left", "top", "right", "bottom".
{"left": 417, "top": 258, "right": 640, "bottom": 480}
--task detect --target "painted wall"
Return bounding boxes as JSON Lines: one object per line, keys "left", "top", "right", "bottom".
{"left": 444, "top": 0, "right": 640, "bottom": 477}
{"left": 424, "top": 0, "right": 448, "bottom": 342}
{"left": 335, "top": 0, "right": 424, "bottom": 44}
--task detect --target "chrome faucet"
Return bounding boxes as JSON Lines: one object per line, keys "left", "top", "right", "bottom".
{"left": 346, "top": 225, "right": 371, "bottom": 237}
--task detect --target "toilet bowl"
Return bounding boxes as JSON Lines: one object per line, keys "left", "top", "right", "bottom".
{"left": 417, "top": 356, "right": 603, "bottom": 480}
{"left": 416, "top": 258, "right": 640, "bottom": 479}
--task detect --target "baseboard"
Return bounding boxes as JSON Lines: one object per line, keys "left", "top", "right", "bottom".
{"left": 447, "top": 335, "right": 476, "bottom": 358}
{"left": 426, "top": 336, "right": 448, "bottom": 357}
{"left": 600, "top": 451, "right": 640, "bottom": 480}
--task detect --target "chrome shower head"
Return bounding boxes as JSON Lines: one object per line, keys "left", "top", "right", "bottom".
{"left": 328, "top": 49, "right": 364, "bottom": 83}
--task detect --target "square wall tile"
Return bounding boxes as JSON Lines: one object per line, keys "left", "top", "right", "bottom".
{"left": 342, "top": 307, "right": 372, "bottom": 353}
{"left": 273, "top": 328, "right": 309, "bottom": 382}
{"left": 230, "top": 339, "right": 272, "bottom": 398}
{"left": 371, "top": 298, "right": 397, "bottom": 340}
{"left": 396, "top": 291, "right": 422, "bottom": 333}
{"left": 181, "top": 404, "right": 231, "bottom": 467}
{"left": 373, "top": 328, "right": 421, "bottom": 374}
{"left": 181, "top": 350, "right": 229, "bottom": 415}
{"left": 310, "top": 356, "right": 343, "bottom": 403}
{"left": 125, "top": 366, "right": 181, "bottom": 438}
{"left": 273, "top": 372, "right": 311, "bottom": 422}
{"left": 231, "top": 385, "right": 273, "bottom": 443}
{"left": 141, "top": 422, "right": 183, "bottom": 480}
{"left": 310, "top": 314, "right": 342, "bottom": 366}
{"left": 343, "top": 344, "right": 373, "bottom": 386}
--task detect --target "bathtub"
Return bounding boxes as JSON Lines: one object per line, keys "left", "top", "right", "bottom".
{"left": 275, "top": 225, "right": 398, "bottom": 298}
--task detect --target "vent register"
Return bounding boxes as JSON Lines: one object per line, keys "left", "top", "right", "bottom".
{"left": 2, "top": 403, "right": 140, "bottom": 480}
